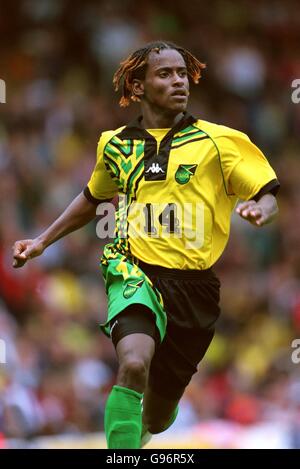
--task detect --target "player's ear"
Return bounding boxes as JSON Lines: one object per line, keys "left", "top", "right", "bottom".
{"left": 132, "top": 79, "right": 144, "bottom": 99}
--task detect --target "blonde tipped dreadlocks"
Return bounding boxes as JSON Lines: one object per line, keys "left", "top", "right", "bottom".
{"left": 113, "top": 41, "right": 206, "bottom": 107}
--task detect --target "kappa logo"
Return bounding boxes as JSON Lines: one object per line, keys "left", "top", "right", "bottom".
{"left": 123, "top": 279, "right": 145, "bottom": 299}
{"left": 175, "top": 164, "right": 198, "bottom": 184}
{"left": 146, "top": 163, "right": 165, "bottom": 174}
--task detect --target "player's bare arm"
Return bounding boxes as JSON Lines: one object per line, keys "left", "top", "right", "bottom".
{"left": 13, "top": 192, "right": 98, "bottom": 268}
{"left": 236, "top": 193, "right": 278, "bottom": 227}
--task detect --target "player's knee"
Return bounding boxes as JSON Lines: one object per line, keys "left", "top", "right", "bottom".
{"left": 118, "top": 357, "right": 150, "bottom": 392}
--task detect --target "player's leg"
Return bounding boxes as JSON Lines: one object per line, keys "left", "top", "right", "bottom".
{"left": 141, "top": 386, "right": 180, "bottom": 443}
{"left": 140, "top": 334, "right": 185, "bottom": 443}
{"left": 115, "top": 333, "right": 155, "bottom": 393}
{"left": 140, "top": 323, "right": 216, "bottom": 443}
{"left": 100, "top": 254, "right": 166, "bottom": 448}
{"left": 139, "top": 268, "right": 221, "bottom": 444}
{"left": 104, "top": 305, "right": 160, "bottom": 449}
{"left": 140, "top": 328, "right": 213, "bottom": 447}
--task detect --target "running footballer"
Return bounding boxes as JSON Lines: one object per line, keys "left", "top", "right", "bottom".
{"left": 13, "top": 41, "right": 279, "bottom": 449}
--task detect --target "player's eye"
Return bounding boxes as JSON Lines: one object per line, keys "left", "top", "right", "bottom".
{"left": 159, "top": 71, "right": 169, "bottom": 78}
{"left": 179, "top": 70, "right": 187, "bottom": 77}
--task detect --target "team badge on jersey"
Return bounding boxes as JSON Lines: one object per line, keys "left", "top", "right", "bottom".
{"left": 123, "top": 279, "right": 145, "bottom": 299}
{"left": 175, "top": 164, "right": 198, "bottom": 184}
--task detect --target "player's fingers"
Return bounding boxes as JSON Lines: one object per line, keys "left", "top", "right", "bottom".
{"left": 249, "top": 209, "right": 262, "bottom": 219}
{"left": 23, "top": 245, "right": 37, "bottom": 258}
{"left": 254, "top": 213, "right": 267, "bottom": 226}
{"left": 13, "top": 250, "right": 28, "bottom": 260}
{"left": 236, "top": 202, "right": 256, "bottom": 214}
{"left": 13, "top": 241, "right": 26, "bottom": 256}
{"left": 12, "top": 240, "right": 35, "bottom": 267}
{"left": 240, "top": 208, "right": 253, "bottom": 218}
{"left": 13, "top": 257, "right": 27, "bottom": 268}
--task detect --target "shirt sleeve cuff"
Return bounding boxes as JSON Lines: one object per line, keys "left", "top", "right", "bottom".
{"left": 83, "top": 186, "right": 113, "bottom": 205}
{"left": 252, "top": 178, "right": 280, "bottom": 202}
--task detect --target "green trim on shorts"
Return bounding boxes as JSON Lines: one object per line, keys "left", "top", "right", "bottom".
{"left": 99, "top": 244, "right": 167, "bottom": 342}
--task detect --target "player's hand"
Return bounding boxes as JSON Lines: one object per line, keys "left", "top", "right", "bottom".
{"left": 12, "top": 239, "right": 45, "bottom": 268}
{"left": 236, "top": 200, "right": 268, "bottom": 227}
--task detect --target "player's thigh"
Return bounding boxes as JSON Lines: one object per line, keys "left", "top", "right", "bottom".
{"left": 145, "top": 269, "right": 220, "bottom": 399}
{"left": 116, "top": 333, "right": 155, "bottom": 367}
{"left": 111, "top": 304, "right": 160, "bottom": 367}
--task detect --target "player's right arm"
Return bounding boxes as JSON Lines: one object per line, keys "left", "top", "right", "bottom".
{"left": 13, "top": 131, "right": 119, "bottom": 268}
{"left": 13, "top": 192, "right": 100, "bottom": 268}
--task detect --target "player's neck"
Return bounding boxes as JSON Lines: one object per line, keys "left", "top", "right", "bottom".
{"left": 140, "top": 107, "right": 184, "bottom": 129}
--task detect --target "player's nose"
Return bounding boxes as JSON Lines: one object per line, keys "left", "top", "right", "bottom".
{"left": 172, "top": 72, "right": 185, "bottom": 86}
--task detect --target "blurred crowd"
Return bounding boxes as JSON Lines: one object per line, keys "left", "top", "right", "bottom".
{"left": 0, "top": 0, "right": 300, "bottom": 448}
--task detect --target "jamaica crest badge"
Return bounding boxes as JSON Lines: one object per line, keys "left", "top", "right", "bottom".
{"left": 175, "top": 164, "right": 197, "bottom": 184}
{"left": 123, "top": 279, "right": 145, "bottom": 299}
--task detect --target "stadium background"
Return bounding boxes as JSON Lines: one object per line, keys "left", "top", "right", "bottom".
{"left": 0, "top": 0, "right": 300, "bottom": 449}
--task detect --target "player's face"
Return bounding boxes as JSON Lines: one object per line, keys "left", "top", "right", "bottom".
{"left": 138, "top": 49, "right": 189, "bottom": 114}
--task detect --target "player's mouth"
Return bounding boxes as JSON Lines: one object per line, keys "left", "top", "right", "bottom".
{"left": 170, "top": 90, "right": 188, "bottom": 101}
{"left": 170, "top": 90, "right": 187, "bottom": 97}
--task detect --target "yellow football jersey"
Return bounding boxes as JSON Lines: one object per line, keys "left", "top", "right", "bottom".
{"left": 85, "top": 114, "right": 279, "bottom": 269}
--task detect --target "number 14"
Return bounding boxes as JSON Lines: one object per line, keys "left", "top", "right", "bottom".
{"left": 143, "top": 203, "right": 180, "bottom": 235}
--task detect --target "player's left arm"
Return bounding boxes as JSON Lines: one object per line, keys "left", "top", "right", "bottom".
{"left": 236, "top": 193, "right": 278, "bottom": 227}
{"left": 218, "top": 130, "right": 280, "bottom": 227}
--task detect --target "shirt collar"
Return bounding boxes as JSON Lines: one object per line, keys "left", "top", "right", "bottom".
{"left": 119, "top": 112, "right": 197, "bottom": 139}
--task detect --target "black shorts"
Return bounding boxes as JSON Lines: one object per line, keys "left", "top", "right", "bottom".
{"left": 109, "top": 260, "right": 221, "bottom": 400}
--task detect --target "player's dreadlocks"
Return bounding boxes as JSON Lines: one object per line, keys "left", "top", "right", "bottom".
{"left": 113, "top": 41, "right": 206, "bottom": 107}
